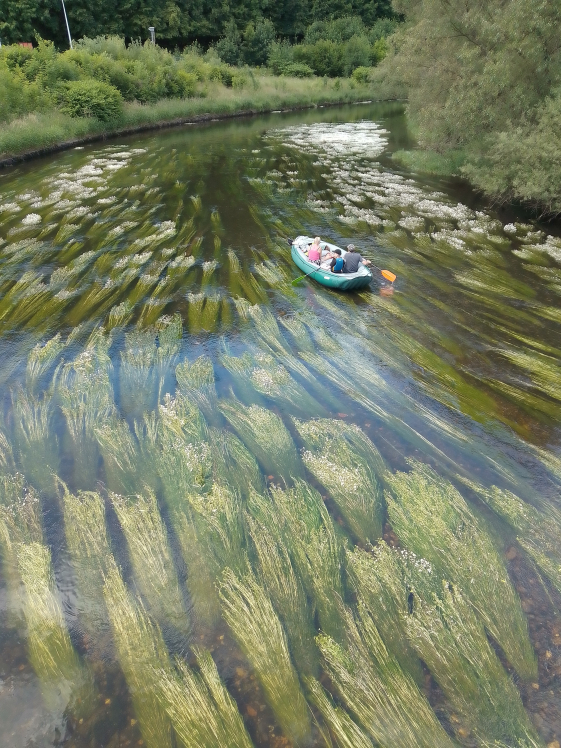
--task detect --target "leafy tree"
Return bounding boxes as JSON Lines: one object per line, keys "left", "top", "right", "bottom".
{"left": 241, "top": 18, "right": 275, "bottom": 66}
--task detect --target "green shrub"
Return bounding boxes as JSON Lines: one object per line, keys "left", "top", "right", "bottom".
{"left": 282, "top": 63, "right": 314, "bottom": 78}
{"left": 209, "top": 65, "right": 234, "bottom": 87}
{"left": 293, "top": 40, "right": 344, "bottom": 77}
{"left": 242, "top": 19, "right": 276, "bottom": 66}
{"left": 352, "top": 66, "right": 371, "bottom": 84}
{"left": 60, "top": 79, "right": 123, "bottom": 121}
{"left": 371, "top": 37, "right": 388, "bottom": 65}
{"left": 343, "top": 35, "right": 371, "bottom": 75}
{"left": 3, "top": 45, "right": 34, "bottom": 70}
{"left": 268, "top": 40, "right": 294, "bottom": 75}
{"left": 215, "top": 21, "right": 243, "bottom": 66}
{"left": 164, "top": 69, "right": 197, "bottom": 97}
{"left": 304, "top": 16, "right": 367, "bottom": 44}
{"left": 231, "top": 72, "right": 248, "bottom": 89}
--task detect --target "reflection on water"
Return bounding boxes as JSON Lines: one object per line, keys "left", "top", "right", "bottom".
{"left": 0, "top": 102, "right": 561, "bottom": 747}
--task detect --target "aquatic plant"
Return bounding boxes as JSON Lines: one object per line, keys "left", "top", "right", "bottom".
{"left": 406, "top": 574, "right": 541, "bottom": 746}
{"left": 95, "top": 416, "right": 146, "bottom": 495}
{"left": 12, "top": 389, "right": 59, "bottom": 496}
{"left": 209, "top": 427, "right": 264, "bottom": 496}
{"left": 472, "top": 483, "right": 561, "bottom": 596}
{"left": 347, "top": 544, "right": 424, "bottom": 683}
{"left": 385, "top": 462, "right": 537, "bottom": 679}
{"left": 156, "top": 649, "right": 255, "bottom": 748}
{"left": 17, "top": 540, "right": 94, "bottom": 713}
{"left": 26, "top": 334, "right": 64, "bottom": 394}
{"left": 187, "top": 292, "right": 205, "bottom": 334}
{"left": 220, "top": 400, "right": 302, "bottom": 483}
{"left": 61, "top": 486, "right": 114, "bottom": 637}
{"left": 103, "top": 564, "right": 173, "bottom": 748}
{"left": 176, "top": 356, "right": 217, "bottom": 419}
{"left": 270, "top": 480, "right": 346, "bottom": 641}
{"left": 120, "top": 328, "right": 158, "bottom": 416}
{"left": 306, "top": 677, "right": 375, "bottom": 748}
{"left": 0, "top": 474, "right": 42, "bottom": 621}
{"left": 316, "top": 603, "right": 455, "bottom": 748}
{"left": 154, "top": 313, "right": 183, "bottom": 389}
{"left": 106, "top": 300, "right": 134, "bottom": 329}
{"left": 200, "top": 293, "right": 221, "bottom": 331}
{"left": 220, "top": 568, "right": 312, "bottom": 746}
{"left": 280, "top": 316, "right": 316, "bottom": 352}
{"left": 249, "top": 352, "right": 327, "bottom": 417}
{"left": 110, "top": 490, "right": 189, "bottom": 636}
{"left": 58, "top": 338, "right": 114, "bottom": 490}
{"left": 247, "top": 305, "right": 290, "bottom": 355}
{"left": 294, "top": 418, "right": 385, "bottom": 544}
{"left": 247, "top": 490, "right": 318, "bottom": 677}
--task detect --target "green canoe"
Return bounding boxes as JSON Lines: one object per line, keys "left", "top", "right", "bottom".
{"left": 291, "top": 237, "right": 373, "bottom": 291}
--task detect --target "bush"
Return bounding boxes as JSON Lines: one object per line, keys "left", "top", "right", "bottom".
{"left": 352, "top": 66, "right": 371, "bottom": 84}
{"left": 242, "top": 19, "right": 276, "bottom": 66}
{"left": 267, "top": 40, "right": 294, "bottom": 75}
{"left": 304, "top": 16, "right": 367, "bottom": 44}
{"left": 371, "top": 37, "right": 388, "bottom": 65}
{"left": 209, "top": 65, "right": 234, "bottom": 87}
{"left": 231, "top": 72, "right": 247, "bottom": 89}
{"left": 342, "top": 35, "right": 371, "bottom": 75}
{"left": 282, "top": 62, "right": 314, "bottom": 78}
{"left": 293, "top": 40, "right": 344, "bottom": 77}
{"left": 3, "top": 45, "right": 34, "bottom": 70}
{"left": 60, "top": 79, "right": 123, "bottom": 121}
{"left": 216, "top": 21, "right": 243, "bottom": 66}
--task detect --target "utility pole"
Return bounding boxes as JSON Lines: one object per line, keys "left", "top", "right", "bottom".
{"left": 61, "top": 0, "right": 73, "bottom": 49}
{"left": 148, "top": 26, "right": 155, "bottom": 45}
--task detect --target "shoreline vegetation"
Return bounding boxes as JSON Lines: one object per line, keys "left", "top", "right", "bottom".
{"left": 0, "top": 78, "right": 391, "bottom": 166}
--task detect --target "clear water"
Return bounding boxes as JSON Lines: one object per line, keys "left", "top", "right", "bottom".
{"left": 0, "top": 102, "right": 560, "bottom": 748}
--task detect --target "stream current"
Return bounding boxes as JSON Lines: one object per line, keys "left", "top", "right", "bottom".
{"left": 0, "top": 102, "right": 561, "bottom": 748}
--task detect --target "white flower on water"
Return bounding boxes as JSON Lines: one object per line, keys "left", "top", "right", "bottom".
{"left": 22, "top": 213, "right": 42, "bottom": 225}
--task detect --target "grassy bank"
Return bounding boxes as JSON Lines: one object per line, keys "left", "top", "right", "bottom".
{"left": 392, "top": 149, "right": 467, "bottom": 177}
{"left": 0, "top": 76, "right": 380, "bottom": 163}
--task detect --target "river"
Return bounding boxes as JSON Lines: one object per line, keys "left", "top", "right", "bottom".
{"left": 0, "top": 102, "right": 560, "bottom": 748}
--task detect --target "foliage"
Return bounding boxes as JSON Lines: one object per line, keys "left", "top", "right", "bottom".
{"left": 59, "top": 78, "right": 123, "bottom": 121}
{"left": 282, "top": 62, "right": 314, "bottom": 78}
{"left": 380, "top": 0, "right": 561, "bottom": 214}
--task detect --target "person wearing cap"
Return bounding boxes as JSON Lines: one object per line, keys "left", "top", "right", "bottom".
{"left": 344, "top": 244, "right": 371, "bottom": 273}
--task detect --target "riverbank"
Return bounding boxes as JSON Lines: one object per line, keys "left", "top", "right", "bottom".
{"left": 0, "top": 76, "right": 384, "bottom": 166}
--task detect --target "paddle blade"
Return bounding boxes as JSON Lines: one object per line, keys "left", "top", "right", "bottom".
{"left": 291, "top": 275, "right": 305, "bottom": 285}
{"left": 381, "top": 269, "right": 396, "bottom": 283}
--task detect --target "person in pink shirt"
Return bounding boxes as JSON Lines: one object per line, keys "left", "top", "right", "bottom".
{"left": 307, "top": 236, "right": 322, "bottom": 264}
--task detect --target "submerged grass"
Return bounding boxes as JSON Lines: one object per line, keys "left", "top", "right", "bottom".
{"left": 220, "top": 400, "right": 302, "bottom": 483}
{"left": 175, "top": 356, "right": 217, "bottom": 421}
{"left": 12, "top": 389, "right": 59, "bottom": 496}
{"left": 220, "top": 567, "right": 312, "bottom": 746}
{"left": 294, "top": 418, "right": 385, "bottom": 544}
{"left": 110, "top": 490, "right": 189, "bottom": 636}
{"left": 306, "top": 677, "right": 375, "bottom": 748}
{"left": 270, "top": 480, "right": 346, "bottom": 642}
{"left": 386, "top": 462, "right": 537, "bottom": 679}
{"left": 316, "top": 602, "right": 455, "bottom": 748}
{"left": 247, "top": 489, "right": 319, "bottom": 678}
{"left": 156, "top": 649, "right": 255, "bottom": 748}
{"left": 17, "top": 540, "right": 94, "bottom": 713}
{"left": 103, "top": 565, "right": 173, "bottom": 748}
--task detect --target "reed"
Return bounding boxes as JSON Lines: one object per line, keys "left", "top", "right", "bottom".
{"left": 305, "top": 677, "right": 375, "bottom": 748}
{"left": 16, "top": 540, "right": 94, "bottom": 714}
{"left": 176, "top": 356, "right": 217, "bottom": 420}
{"left": 294, "top": 418, "right": 385, "bottom": 544}
{"left": 61, "top": 486, "right": 114, "bottom": 637}
{"left": 156, "top": 649, "right": 255, "bottom": 748}
{"left": 110, "top": 490, "right": 189, "bottom": 636}
{"left": 471, "top": 483, "right": 561, "bottom": 596}
{"left": 270, "top": 480, "right": 346, "bottom": 642}
{"left": 316, "top": 603, "right": 455, "bottom": 748}
{"left": 12, "top": 389, "right": 59, "bottom": 496}
{"left": 220, "top": 567, "right": 312, "bottom": 746}
{"left": 103, "top": 564, "right": 173, "bottom": 748}
{"left": 58, "top": 341, "right": 114, "bottom": 490}
{"left": 247, "top": 490, "right": 319, "bottom": 678}
{"left": 386, "top": 461, "right": 537, "bottom": 679}
{"left": 220, "top": 400, "right": 302, "bottom": 483}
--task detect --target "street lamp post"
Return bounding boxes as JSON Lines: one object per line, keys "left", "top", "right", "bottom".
{"left": 61, "top": 0, "right": 73, "bottom": 49}
{"left": 148, "top": 26, "right": 155, "bottom": 45}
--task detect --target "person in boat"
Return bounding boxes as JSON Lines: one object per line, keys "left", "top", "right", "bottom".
{"left": 324, "top": 248, "right": 345, "bottom": 273}
{"left": 307, "top": 237, "right": 322, "bottom": 264}
{"left": 343, "top": 244, "right": 371, "bottom": 273}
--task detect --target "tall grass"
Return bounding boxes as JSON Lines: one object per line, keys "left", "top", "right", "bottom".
{"left": 220, "top": 568, "right": 312, "bottom": 745}
{"left": 110, "top": 491, "right": 189, "bottom": 636}
{"left": 103, "top": 565, "right": 173, "bottom": 748}
{"left": 294, "top": 418, "right": 385, "bottom": 543}
{"left": 385, "top": 461, "right": 537, "bottom": 679}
